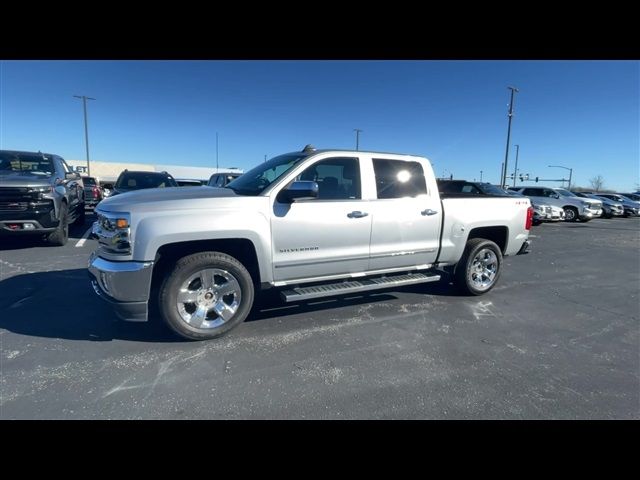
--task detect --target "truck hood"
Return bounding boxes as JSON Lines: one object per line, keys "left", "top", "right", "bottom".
{"left": 0, "top": 171, "right": 53, "bottom": 187}
{"left": 97, "top": 186, "right": 243, "bottom": 213}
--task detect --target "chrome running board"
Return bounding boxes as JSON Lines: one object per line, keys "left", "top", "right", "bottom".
{"left": 281, "top": 272, "right": 441, "bottom": 302}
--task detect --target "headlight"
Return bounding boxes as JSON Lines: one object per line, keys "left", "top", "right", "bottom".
{"left": 95, "top": 211, "right": 131, "bottom": 255}
{"left": 31, "top": 186, "right": 53, "bottom": 199}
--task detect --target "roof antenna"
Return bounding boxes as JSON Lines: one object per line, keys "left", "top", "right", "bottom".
{"left": 302, "top": 144, "right": 316, "bottom": 153}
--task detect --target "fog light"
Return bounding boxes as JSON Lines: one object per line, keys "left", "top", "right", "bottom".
{"left": 23, "top": 223, "right": 36, "bottom": 230}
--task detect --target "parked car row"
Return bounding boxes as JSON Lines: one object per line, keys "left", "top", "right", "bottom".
{"left": 436, "top": 179, "right": 640, "bottom": 225}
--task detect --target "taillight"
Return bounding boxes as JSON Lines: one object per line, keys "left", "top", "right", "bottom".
{"left": 525, "top": 206, "right": 534, "bottom": 230}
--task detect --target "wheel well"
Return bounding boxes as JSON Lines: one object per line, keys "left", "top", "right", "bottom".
{"left": 151, "top": 238, "right": 261, "bottom": 292}
{"left": 467, "top": 226, "right": 508, "bottom": 254}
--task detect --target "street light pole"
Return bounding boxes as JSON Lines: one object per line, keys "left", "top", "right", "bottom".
{"left": 216, "top": 132, "right": 219, "bottom": 171}
{"left": 548, "top": 165, "right": 573, "bottom": 188}
{"left": 501, "top": 86, "right": 519, "bottom": 188}
{"left": 480, "top": 170, "right": 483, "bottom": 182}
{"left": 73, "top": 95, "right": 95, "bottom": 176}
{"left": 354, "top": 129, "right": 362, "bottom": 151}
{"left": 512, "top": 144, "right": 520, "bottom": 187}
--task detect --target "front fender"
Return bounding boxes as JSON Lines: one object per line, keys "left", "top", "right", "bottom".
{"left": 133, "top": 208, "right": 273, "bottom": 283}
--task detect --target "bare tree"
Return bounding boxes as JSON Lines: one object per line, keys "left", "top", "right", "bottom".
{"left": 589, "top": 175, "right": 605, "bottom": 192}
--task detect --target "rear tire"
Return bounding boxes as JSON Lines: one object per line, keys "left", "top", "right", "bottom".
{"left": 158, "top": 251, "right": 254, "bottom": 340}
{"left": 46, "top": 203, "right": 69, "bottom": 246}
{"left": 454, "top": 238, "right": 503, "bottom": 296}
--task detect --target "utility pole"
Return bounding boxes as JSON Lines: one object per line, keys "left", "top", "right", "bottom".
{"left": 73, "top": 95, "right": 95, "bottom": 176}
{"left": 501, "top": 86, "right": 519, "bottom": 188}
{"left": 480, "top": 170, "right": 483, "bottom": 182}
{"left": 264, "top": 154, "right": 267, "bottom": 163}
{"left": 216, "top": 132, "right": 219, "bottom": 171}
{"left": 354, "top": 129, "right": 362, "bottom": 151}
{"left": 512, "top": 144, "right": 520, "bottom": 187}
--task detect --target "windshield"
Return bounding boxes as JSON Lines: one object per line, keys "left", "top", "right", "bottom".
{"left": 0, "top": 152, "right": 54, "bottom": 175}
{"left": 226, "top": 153, "right": 308, "bottom": 195}
{"left": 116, "top": 172, "right": 177, "bottom": 190}
{"left": 555, "top": 188, "right": 576, "bottom": 197}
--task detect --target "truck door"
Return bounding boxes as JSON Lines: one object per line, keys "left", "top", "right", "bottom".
{"left": 366, "top": 157, "right": 442, "bottom": 270}
{"left": 270, "top": 156, "right": 372, "bottom": 282}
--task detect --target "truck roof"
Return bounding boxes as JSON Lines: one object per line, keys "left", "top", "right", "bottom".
{"left": 285, "top": 147, "right": 427, "bottom": 160}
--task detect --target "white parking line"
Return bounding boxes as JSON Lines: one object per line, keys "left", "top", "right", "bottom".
{"left": 75, "top": 226, "right": 93, "bottom": 247}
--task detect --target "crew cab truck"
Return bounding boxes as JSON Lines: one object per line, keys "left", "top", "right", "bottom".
{"left": 0, "top": 150, "right": 86, "bottom": 246}
{"left": 89, "top": 146, "right": 532, "bottom": 340}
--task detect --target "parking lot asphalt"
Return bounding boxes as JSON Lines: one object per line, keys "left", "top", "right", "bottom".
{"left": 1, "top": 215, "right": 639, "bottom": 419}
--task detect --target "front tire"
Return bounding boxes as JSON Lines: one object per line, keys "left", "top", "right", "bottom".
{"left": 159, "top": 251, "right": 254, "bottom": 340}
{"left": 46, "top": 203, "right": 69, "bottom": 246}
{"left": 454, "top": 238, "right": 503, "bottom": 295}
{"left": 564, "top": 206, "right": 579, "bottom": 222}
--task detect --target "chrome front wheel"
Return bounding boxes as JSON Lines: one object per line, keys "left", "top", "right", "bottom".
{"left": 176, "top": 268, "right": 242, "bottom": 329}
{"left": 159, "top": 252, "right": 255, "bottom": 340}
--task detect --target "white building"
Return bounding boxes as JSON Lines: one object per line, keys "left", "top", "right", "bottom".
{"left": 67, "top": 160, "right": 242, "bottom": 186}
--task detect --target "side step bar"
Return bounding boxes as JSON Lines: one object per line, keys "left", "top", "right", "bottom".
{"left": 281, "top": 272, "right": 441, "bottom": 302}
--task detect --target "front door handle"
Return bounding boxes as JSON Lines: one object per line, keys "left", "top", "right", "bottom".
{"left": 347, "top": 211, "right": 369, "bottom": 218}
{"left": 421, "top": 209, "right": 438, "bottom": 216}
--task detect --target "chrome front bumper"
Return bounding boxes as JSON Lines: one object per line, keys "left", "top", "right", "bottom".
{"left": 88, "top": 252, "right": 154, "bottom": 322}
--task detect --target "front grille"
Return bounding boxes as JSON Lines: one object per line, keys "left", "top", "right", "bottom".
{"left": 0, "top": 187, "right": 41, "bottom": 203}
{"left": 0, "top": 201, "right": 29, "bottom": 211}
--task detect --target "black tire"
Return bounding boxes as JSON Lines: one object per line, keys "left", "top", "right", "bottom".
{"left": 564, "top": 206, "right": 579, "bottom": 222}
{"left": 158, "top": 251, "right": 254, "bottom": 340}
{"left": 454, "top": 238, "right": 503, "bottom": 296}
{"left": 73, "top": 203, "right": 87, "bottom": 226}
{"left": 46, "top": 202, "right": 69, "bottom": 246}
{"left": 73, "top": 204, "right": 86, "bottom": 226}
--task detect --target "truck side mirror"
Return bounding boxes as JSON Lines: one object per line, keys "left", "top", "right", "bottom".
{"left": 277, "top": 181, "right": 319, "bottom": 203}
{"left": 65, "top": 171, "right": 80, "bottom": 180}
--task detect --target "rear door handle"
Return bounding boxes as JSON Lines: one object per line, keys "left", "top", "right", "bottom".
{"left": 347, "top": 211, "right": 369, "bottom": 218}
{"left": 421, "top": 209, "right": 438, "bottom": 216}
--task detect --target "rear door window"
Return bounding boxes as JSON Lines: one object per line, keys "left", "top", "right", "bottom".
{"left": 372, "top": 159, "right": 427, "bottom": 199}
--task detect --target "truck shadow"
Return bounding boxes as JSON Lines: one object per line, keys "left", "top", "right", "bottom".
{"left": 0, "top": 268, "right": 179, "bottom": 343}
{"left": 0, "top": 268, "right": 459, "bottom": 342}
{"left": 248, "top": 278, "right": 460, "bottom": 322}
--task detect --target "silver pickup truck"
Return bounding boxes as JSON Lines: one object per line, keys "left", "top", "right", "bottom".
{"left": 89, "top": 146, "right": 532, "bottom": 340}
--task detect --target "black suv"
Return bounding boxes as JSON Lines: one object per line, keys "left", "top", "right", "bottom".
{"left": 110, "top": 170, "right": 178, "bottom": 197}
{"left": 0, "top": 150, "right": 85, "bottom": 246}
{"left": 437, "top": 180, "right": 510, "bottom": 197}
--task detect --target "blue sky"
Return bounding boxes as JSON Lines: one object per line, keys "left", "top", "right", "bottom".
{"left": 1, "top": 60, "right": 638, "bottom": 191}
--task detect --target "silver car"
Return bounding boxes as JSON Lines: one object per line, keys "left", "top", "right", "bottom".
{"left": 510, "top": 186, "right": 602, "bottom": 222}
{"left": 573, "top": 192, "right": 624, "bottom": 218}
